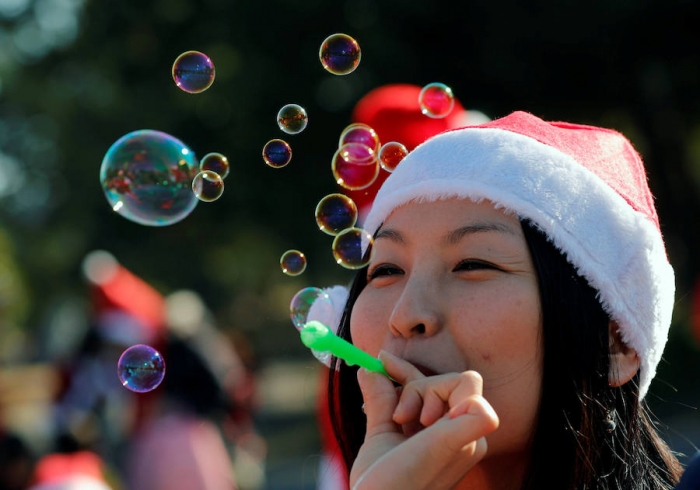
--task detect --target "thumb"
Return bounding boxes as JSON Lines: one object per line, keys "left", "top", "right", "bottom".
{"left": 357, "top": 368, "right": 400, "bottom": 438}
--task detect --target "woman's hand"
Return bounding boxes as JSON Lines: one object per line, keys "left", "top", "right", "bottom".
{"left": 350, "top": 351, "right": 499, "bottom": 490}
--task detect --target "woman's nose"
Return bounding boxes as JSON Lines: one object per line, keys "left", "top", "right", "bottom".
{"left": 388, "top": 275, "right": 442, "bottom": 338}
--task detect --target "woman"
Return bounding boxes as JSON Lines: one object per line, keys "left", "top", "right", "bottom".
{"left": 327, "top": 111, "right": 684, "bottom": 489}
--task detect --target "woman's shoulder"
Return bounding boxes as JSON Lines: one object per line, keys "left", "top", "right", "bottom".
{"left": 676, "top": 452, "right": 700, "bottom": 490}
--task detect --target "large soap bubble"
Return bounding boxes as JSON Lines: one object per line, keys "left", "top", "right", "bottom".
{"left": 100, "top": 130, "right": 200, "bottom": 226}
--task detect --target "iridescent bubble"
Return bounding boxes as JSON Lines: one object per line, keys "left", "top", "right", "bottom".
{"left": 315, "top": 193, "right": 358, "bottom": 235}
{"left": 192, "top": 170, "right": 224, "bottom": 202}
{"left": 332, "top": 143, "right": 379, "bottom": 190}
{"left": 280, "top": 250, "right": 307, "bottom": 276}
{"left": 290, "top": 287, "right": 334, "bottom": 331}
{"left": 262, "top": 139, "right": 292, "bottom": 168}
{"left": 100, "top": 130, "right": 199, "bottom": 227}
{"left": 277, "top": 104, "right": 308, "bottom": 135}
{"left": 418, "top": 82, "right": 455, "bottom": 119}
{"left": 378, "top": 141, "right": 409, "bottom": 172}
{"left": 172, "top": 51, "right": 216, "bottom": 94}
{"left": 332, "top": 227, "right": 375, "bottom": 270}
{"left": 338, "top": 123, "right": 380, "bottom": 153}
{"left": 117, "top": 344, "right": 166, "bottom": 393}
{"left": 319, "top": 33, "right": 361, "bottom": 75}
{"left": 200, "top": 152, "right": 229, "bottom": 179}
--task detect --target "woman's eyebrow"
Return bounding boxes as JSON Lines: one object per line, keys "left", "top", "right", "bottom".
{"left": 442, "top": 222, "right": 517, "bottom": 246}
{"left": 374, "top": 228, "right": 405, "bottom": 244}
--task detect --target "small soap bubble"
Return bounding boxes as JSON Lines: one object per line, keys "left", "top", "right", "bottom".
{"left": 315, "top": 193, "right": 358, "bottom": 235}
{"left": 332, "top": 143, "right": 379, "bottom": 191}
{"left": 262, "top": 139, "right": 292, "bottom": 168}
{"left": 172, "top": 51, "right": 215, "bottom": 94}
{"left": 117, "top": 344, "right": 166, "bottom": 393}
{"left": 192, "top": 170, "right": 224, "bottom": 202}
{"left": 319, "top": 33, "right": 361, "bottom": 75}
{"left": 100, "top": 130, "right": 200, "bottom": 226}
{"left": 277, "top": 104, "right": 308, "bottom": 135}
{"left": 418, "top": 82, "right": 455, "bottom": 119}
{"left": 290, "top": 287, "right": 334, "bottom": 331}
{"left": 200, "top": 152, "right": 229, "bottom": 179}
{"left": 378, "top": 141, "right": 409, "bottom": 172}
{"left": 338, "top": 123, "right": 380, "bottom": 153}
{"left": 280, "top": 250, "right": 307, "bottom": 276}
{"left": 332, "top": 227, "right": 375, "bottom": 269}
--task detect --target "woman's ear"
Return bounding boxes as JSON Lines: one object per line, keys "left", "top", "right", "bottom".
{"left": 608, "top": 321, "right": 640, "bottom": 387}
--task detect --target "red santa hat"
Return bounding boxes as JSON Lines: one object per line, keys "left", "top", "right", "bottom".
{"left": 82, "top": 250, "right": 165, "bottom": 346}
{"left": 30, "top": 451, "right": 112, "bottom": 490}
{"left": 347, "top": 84, "right": 489, "bottom": 222}
{"left": 363, "top": 110, "right": 674, "bottom": 399}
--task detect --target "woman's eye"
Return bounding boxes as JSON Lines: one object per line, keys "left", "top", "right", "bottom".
{"left": 368, "top": 264, "right": 404, "bottom": 280}
{"left": 453, "top": 259, "right": 497, "bottom": 272}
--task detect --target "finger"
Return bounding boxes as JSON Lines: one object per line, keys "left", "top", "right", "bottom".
{"left": 379, "top": 350, "right": 425, "bottom": 385}
{"left": 357, "top": 368, "right": 400, "bottom": 438}
{"left": 424, "top": 371, "right": 483, "bottom": 426}
{"left": 395, "top": 371, "right": 483, "bottom": 426}
{"left": 354, "top": 395, "right": 499, "bottom": 490}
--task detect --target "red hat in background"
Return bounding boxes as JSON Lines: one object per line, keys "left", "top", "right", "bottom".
{"left": 347, "top": 83, "right": 490, "bottom": 221}
{"left": 82, "top": 251, "right": 165, "bottom": 346}
{"left": 30, "top": 451, "right": 112, "bottom": 490}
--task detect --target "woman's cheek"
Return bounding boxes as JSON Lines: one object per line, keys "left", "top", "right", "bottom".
{"left": 350, "top": 293, "right": 386, "bottom": 354}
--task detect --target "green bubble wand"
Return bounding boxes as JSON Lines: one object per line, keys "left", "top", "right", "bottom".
{"left": 300, "top": 320, "right": 390, "bottom": 378}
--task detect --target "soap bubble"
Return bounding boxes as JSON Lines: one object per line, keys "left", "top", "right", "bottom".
{"left": 192, "top": 170, "right": 224, "bottom": 202}
{"left": 172, "top": 51, "right": 215, "bottom": 94}
{"left": 117, "top": 344, "right": 166, "bottom": 393}
{"left": 332, "top": 142, "right": 379, "bottom": 190}
{"left": 290, "top": 287, "right": 334, "bottom": 331}
{"left": 338, "top": 123, "right": 380, "bottom": 153}
{"left": 315, "top": 193, "right": 357, "bottom": 235}
{"left": 332, "top": 227, "right": 374, "bottom": 269}
{"left": 200, "top": 152, "right": 229, "bottom": 179}
{"left": 262, "top": 139, "right": 292, "bottom": 168}
{"left": 277, "top": 104, "right": 308, "bottom": 135}
{"left": 418, "top": 82, "right": 455, "bottom": 119}
{"left": 280, "top": 250, "right": 307, "bottom": 276}
{"left": 100, "top": 130, "right": 199, "bottom": 226}
{"left": 378, "top": 141, "right": 408, "bottom": 172}
{"left": 319, "top": 33, "right": 361, "bottom": 75}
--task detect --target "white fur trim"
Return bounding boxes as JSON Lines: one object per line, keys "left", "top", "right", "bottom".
{"left": 364, "top": 128, "right": 674, "bottom": 399}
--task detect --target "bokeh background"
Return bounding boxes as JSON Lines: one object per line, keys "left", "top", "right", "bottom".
{"left": 0, "top": 0, "right": 699, "bottom": 489}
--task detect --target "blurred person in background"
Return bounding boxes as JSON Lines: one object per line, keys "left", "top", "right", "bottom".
{"left": 126, "top": 289, "right": 266, "bottom": 490}
{"left": 50, "top": 251, "right": 265, "bottom": 490}
{"left": 51, "top": 250, "right": 166, "bottom": 479}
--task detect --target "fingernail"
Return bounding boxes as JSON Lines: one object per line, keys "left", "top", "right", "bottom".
{"left": 378, "top": 350, "right": 394, "bottom": 360}
{"left": 392, "top": 400, "right": 403, "bottom": 420}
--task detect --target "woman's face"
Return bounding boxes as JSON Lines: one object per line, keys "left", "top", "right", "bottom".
{"left": 351, "top": 198, "right": 543, "bottom": 462}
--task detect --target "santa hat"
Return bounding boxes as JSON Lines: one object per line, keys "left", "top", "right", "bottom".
{"left": 82, "top": 250, "right": 165, "bottom": 346}
{"left": 30, "top": 451, "right": 112, "bottom": 490}
{"left": 363, "top": 110, "right": 674, "bottom": 400}
{"left": 348, "top": 84, "right": 490, "bottom": 222}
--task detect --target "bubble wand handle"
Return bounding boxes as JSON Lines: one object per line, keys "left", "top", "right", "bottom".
{"left": 301, "top": 321, "right": 389, "bottom": 378}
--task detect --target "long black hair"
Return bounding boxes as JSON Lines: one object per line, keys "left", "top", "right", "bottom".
{"left": 328, "top": 219, "right": 682, "bottom": 489}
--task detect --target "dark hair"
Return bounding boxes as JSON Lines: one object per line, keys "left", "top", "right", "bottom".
{"left": 328, "top": 219, "right": 682, "bottom": 489}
